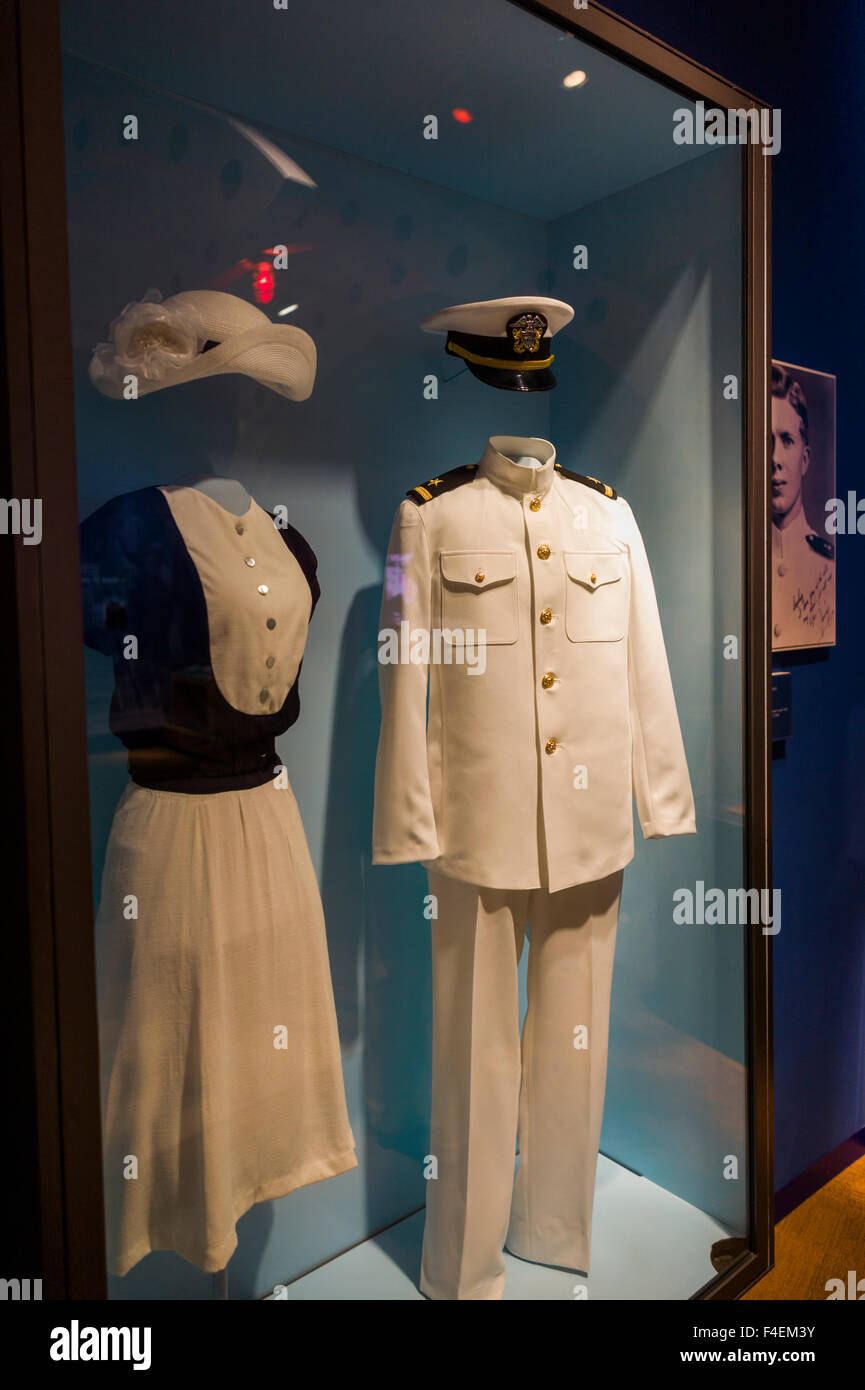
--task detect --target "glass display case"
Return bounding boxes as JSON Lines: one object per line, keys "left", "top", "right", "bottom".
{"left": 1, "top": 0, "right": 772, "bottom": 1301}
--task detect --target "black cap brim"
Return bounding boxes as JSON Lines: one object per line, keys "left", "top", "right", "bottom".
{"left": 465, "top": 362, "right": 557, "bottom": 392}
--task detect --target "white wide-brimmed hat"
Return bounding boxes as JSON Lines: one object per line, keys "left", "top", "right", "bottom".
{"left": 89, "top": 288, "right": 316, "bottom": 401}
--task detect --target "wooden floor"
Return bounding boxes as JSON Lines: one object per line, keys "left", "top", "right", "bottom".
{"left": 743, "top": 1154, "right": 865, "bottom": 1299}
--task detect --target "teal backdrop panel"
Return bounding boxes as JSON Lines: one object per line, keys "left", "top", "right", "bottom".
{"left": 549, "top": 148, "right": 747, "bottom": 1232}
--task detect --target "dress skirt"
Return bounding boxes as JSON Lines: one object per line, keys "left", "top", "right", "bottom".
{"left": 96, "top": 776, "right": 357, "bottom": 1277}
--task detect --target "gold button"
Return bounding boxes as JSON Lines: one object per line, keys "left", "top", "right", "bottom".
{"left": 529, "top": 497, "right": 542, "bottom": 512}
{"left": 475, "top": 570, "right": 485, "bottom": 583}
{"left": 545, "top": 737, "right": 557, "bottom": 754}
{"left": 539, "top": 608, "right": 552, "bottom": 625}
{"left": 235, "top": 522, "right": 245, "bottom": 535}
{"left": 245, "top": 556, "right": 256, "bottom": 567}
{"left": 537, "top": 545, "right": 551, "bottom": 560}
{"left": 259, "top": 689, "right": 269, "bottom": 703}
{"left": 258, "top": 584, "right": 269, "bottom": 595}
{"left": 265, "top": 655, "right": 275, "bottom": 669}
{"left": 541, "top": 672, "right": 555, "bottom": 689}
{"left": 590, "top": 571, "right": 597, "bottom": 584}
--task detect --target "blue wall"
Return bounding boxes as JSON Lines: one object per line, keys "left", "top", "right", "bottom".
{"left": 609, "top": 0, "right": 865, "bottom": 1187}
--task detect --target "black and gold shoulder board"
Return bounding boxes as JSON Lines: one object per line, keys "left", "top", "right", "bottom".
{"left": 554, "top": 463, "right": 617, "bottom": 500}
{"left": 406, "top": 464, "right": 478, "bottom": 505}
{"left": 806, "top": 532, "right": 834, "bottom": 560}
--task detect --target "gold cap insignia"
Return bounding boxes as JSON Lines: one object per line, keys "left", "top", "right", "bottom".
{"left": 508, "top": 312, "right": 548, "bottom": 356}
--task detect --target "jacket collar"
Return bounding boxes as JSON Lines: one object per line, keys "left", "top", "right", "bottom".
{"left": 479, "top": 435, "right": 557, "bottom": 496}
{"left": 772, "top": 500, "right": 810, "bottom": 555}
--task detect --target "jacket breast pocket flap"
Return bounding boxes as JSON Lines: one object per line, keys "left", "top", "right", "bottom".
{"left": 440, "top": 551, "right": 518, "bottom": 645}
{"left": 564, "top": 552, "right": 627, "bottom": 642}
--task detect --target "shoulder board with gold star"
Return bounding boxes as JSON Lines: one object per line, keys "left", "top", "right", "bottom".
{"left": 406, "top": 464, "right": 478, "bottom": 505}
{"left": 554, "top": 464, "right": 617, "bottom": 500}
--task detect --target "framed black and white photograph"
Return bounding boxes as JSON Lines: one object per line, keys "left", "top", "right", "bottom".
{"left": 771, "top": 359, "right": 837, "bottom": 652}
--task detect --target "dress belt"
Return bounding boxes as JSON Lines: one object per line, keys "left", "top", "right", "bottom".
{"left": 127, "top": 742, "right": 280, "bottom": 795}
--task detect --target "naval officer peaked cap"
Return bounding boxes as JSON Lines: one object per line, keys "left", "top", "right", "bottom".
{"left": 420, "top": 296, "right": 574, "bottom": 392}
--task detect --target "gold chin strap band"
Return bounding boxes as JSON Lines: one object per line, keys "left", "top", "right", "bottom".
{"left": 447, "top": 341, "right": 555, "bottom": 371}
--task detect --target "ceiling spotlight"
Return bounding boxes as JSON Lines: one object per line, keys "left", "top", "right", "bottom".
{"left": 278, "top": 304, "right": 299, "bottom": 316}
{"left": 563, "top": 70, "right": 587, "bottom": 88}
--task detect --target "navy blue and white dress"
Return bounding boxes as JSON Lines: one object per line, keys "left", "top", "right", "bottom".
{"left": 81, "top": 484, "right": 356, "bottom": 1277}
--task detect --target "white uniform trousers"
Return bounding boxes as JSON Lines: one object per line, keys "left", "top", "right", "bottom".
{"left": 420, "top": 867, "right": 623, "bottom": 1301}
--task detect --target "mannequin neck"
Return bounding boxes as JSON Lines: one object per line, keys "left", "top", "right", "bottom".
{"left": 184, "top": 475, "right": 251, "bottom": 517}
{"left": 507, "top": 454, "right": 544, "bottom": 469}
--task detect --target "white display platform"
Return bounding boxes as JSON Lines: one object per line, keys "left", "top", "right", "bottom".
{"left": 269, "top": 1154, "right": 733, "bottom": 1300}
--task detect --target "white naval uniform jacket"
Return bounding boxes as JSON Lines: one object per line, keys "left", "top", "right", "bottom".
{"left": 372, "top": 436, "right": 696, "bottom": 892}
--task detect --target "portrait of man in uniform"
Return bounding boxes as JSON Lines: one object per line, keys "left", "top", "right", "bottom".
{"left": 771, "top": 359, "right": 836, "bottom": 651}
